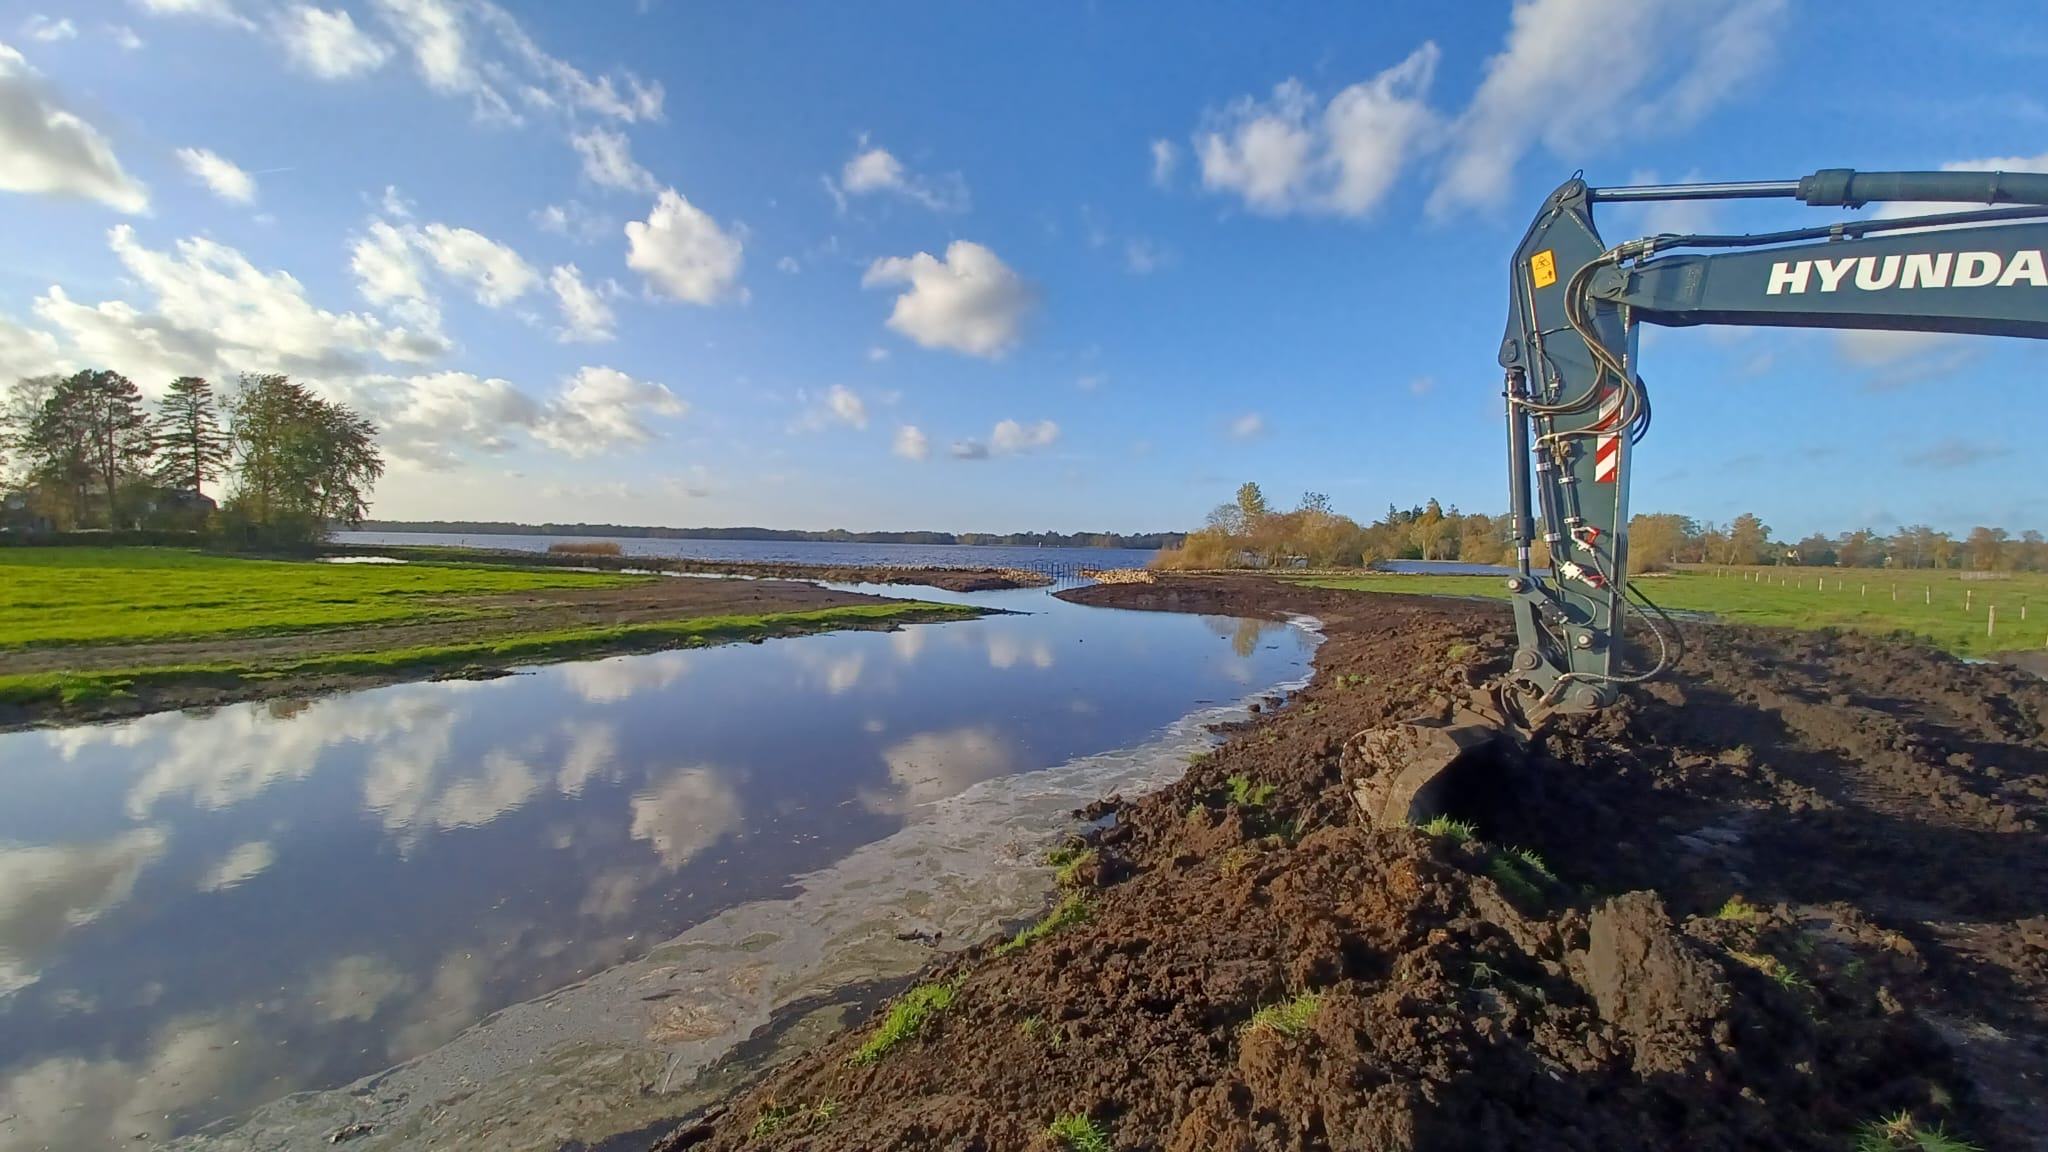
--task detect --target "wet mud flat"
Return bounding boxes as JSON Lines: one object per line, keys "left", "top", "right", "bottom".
{"left": 649, "top": 575, "right": 2048, "bottom": 1150}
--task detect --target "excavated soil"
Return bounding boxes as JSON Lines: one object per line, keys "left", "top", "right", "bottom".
{"left": 646, "top": 575, "right": 2048, "bottom": 1152}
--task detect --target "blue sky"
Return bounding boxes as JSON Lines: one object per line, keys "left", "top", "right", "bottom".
{"left": 2, "top": 0, "right": 2044, "bottom": 536}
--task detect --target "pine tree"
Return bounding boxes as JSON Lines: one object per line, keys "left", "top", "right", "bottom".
{"left": 152, "top": 375, "right": 231, "bottom": 494}
{"left": 27, "top": 370, "right": 153, "bottom": 527}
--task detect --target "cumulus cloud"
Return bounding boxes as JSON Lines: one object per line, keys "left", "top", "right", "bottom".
{"left": 0, "top": 1012, "right": 260, "bottom": 1150}
{"left": 1430, "top": 0, "right": 1786, "bottom": 215}
{"left": 362, "top": 369, "right": 540, "bottom": 467}
{"left": 872, "top": 727, "right": 1014, "bottom": 812}
{"left": 991, "top": 418, "right": 1058, "bottom": 454}
{"left": 275, "top": 4, "right": 391, "bottom": 78}
{"left": 561, "top": 654, "right": 686, "bottom": 705}
{"left": 0, "top": 41, "right": 150, "bottom": 213}
{"left": 630, "top": 765, "right": 741, "bottom": 869}
{"left": 532, "top": 198, "right": 609, "bottom": 244}
{"left": 197, "top": 840, "right": 274, "bottom": 892}
{"left": 836, "top": 139, "right": 969, "bottom": 212}
{"left": 625, "top": 187, "right": 745, "bottom": 304}
{"left": 22, "top": 14, "right": 75, "bottom": 41}
{"left": 827, "top": 383, "right": 866, "bottom": 428}
{"left": 1150, "top": 138, "right": 1178, "bottom": 187}
{"left": 893, "top": 423, "right": 929, "bottom": 461}
{"left": 0, "top": 827, "right": 167, "bottom": 997}
{"left": 174, "top": 146, "right": 256, "bottom": 203}
{"left": 570, "top": 126, "right": 656, "bottom": 193}
{"left": 1197, "top": 42, "right": 1440, "bottom": 218}
{"left": 548, "top": 263, "right": 616, "bottom": 342}
{"left": 862, "top": 240, "right": 1031, "bottom": 358}
{"left": 948, "top": 439, "right": 988, "bottom": 460}
{"left": 1228, "top": 412, "right": 1266, "bottom": 439}
{"left": 531, "top": 365, "right": 686, "bottom": 456}
{"left": 414, "top": 221, "right": 538, "bottom": 306}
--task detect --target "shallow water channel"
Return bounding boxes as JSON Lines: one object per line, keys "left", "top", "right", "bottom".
{"left": 0, "top": 585, "right": 1316, "bottom": 1151}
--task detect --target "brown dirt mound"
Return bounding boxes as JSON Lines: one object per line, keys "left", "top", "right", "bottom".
{"left": 645, "top": 576, "right": 2048, "bottom": 1152}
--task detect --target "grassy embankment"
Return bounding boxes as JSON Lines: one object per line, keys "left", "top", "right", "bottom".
{"left": 1296, "top": 567, "right": 2048, "bottom": 658}
{"left": 0, "top": 547, "right": 972, "bottom": 706}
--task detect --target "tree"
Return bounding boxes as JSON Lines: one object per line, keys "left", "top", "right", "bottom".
{"left": 153, "top": 376, "right": 231, "bottom": 495}
{"left": 1235, "top": 482, "right": 1269, "bottom": 526}
{"left": 1964, "top": 525, "right": 2010, "bottom": 571}
{"left": 1, "top": 375, "right": 59, "bottom": 484}
{"left": 24, "top": 370, "right": 153, "bottom": 527}
{"left": 1727, "top": 513, "right": 1772, "bottom": 565}
{"left": 226, "top": 374, "right": 384, "bottom": 542}
{"left": 1628, "top": 513, "right": 1698, "bottom": 572}
{"left": 1793, "top": 533, "right": 1838, "bottom": 567}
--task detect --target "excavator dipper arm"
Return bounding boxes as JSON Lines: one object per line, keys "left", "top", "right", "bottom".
{"left": 1496, "top": 169, "right": 2048, "bottom": 716}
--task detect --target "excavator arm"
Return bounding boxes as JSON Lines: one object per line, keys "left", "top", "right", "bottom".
{"left": 1497, "top": 169, "right": 2048, "bottom": 715}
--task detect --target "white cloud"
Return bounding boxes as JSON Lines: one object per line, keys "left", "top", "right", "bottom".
{"left": 1229, "top": 412, "right": 1266, "bottom": 439}
{"left": 1124, "top": 238, "right": 1163, "bottom": 275}
{"left": 310, "top": 954, "right": 411, "bottom": 1022}
{"left": 22, "top": 15, "right": 76, "bottom": 41}
{"left": 837, "top": 140, "right": 969, "bottom": 212}
{"left": 991, "top": 418, "right": 1058, "bottom": 455}
{"left": 893, "top": 423, "right": 929, "bottom": 461}
{"left": 0, "top": 41, "right": 150, "bottom": 213}
{"left": 1197, "top": 42, "right": 1440, "bottom": 218}
{"left": 630, "top": 765, "right": 740, "bottom": 869}
{"left": 351, "top": 219, "right": 431, "bottom": 309}
{"left": 1150, "top": 138, "right": 1178, "bottom": 187}
{"left": 109, "top": 25, "right": 144, "bottom": 49}
{"left": 532, "top": 365, "right": 685, "bottom": 456}
{"left": 0, "top": 1013, "right": 258, "bottom": 1150}
{"left": 872, "top": 727, "right": 1013, "bottom": 811}
{"left": 775, "top": 255, "right": 799, "bottom": 274}
{"left": 548, "top": 263, "right": 616, "bottom": 342}
{"left": 134, "top": 0, "right": 256, "bottom": 30}
{"left": 174, "top": 146, "right": 256, "bottom": 203}
{"left": 866, "top": 345, "right": 888, "bottom": 362}
{"left": 369, "top": 0, "right": 660, "bottom": 126}
{"left": 532, "top": 198, "right": 609, "bottom": 243}
{"left": 0, "top": 828, "right": 167, "bottom": 997}
{"left": 625, "top": 187, "right": 744, "bottom": 304}
{"left": 826, "top": 383, "right": 866, "bottom": 428}
{"left": 361, "top": 369, "right": 540, "bottom": 467}
{"left": 414, "top": 221, "right": 538, "bottom": 307}
{"left": 570, "top": 126, "right": 656, "bottom": 194}
{"left": 31, "top": 225, "right": 446, "bottom": 390}
{"left": 197, "top": 840, "right": 274, "bottom": 892}
{"left": 276, "top": 4, "right": 391, "bottom": 79}
{"left": 561, "top": 654, "right": 686, "bottom": 705}
{"left": 1430, "top": 0, "right": 1786, "bottom": 216}
{"left": 862, "top": 240, "right": 1032, "bottom": 358}
{"left": 949, "top": 439, "right": 988, "bottom": 460}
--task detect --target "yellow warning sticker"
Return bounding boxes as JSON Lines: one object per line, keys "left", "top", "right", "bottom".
{"left": 1530, "top": 249, "right": 1557, "bottom": 289}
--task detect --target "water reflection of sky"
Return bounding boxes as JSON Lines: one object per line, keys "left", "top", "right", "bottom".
{"left": 0, "top": 588, "right": 1311, "bottom": 1150}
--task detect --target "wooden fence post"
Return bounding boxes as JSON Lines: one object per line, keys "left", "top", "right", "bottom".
{"left": 1989, "top": 606, "right": 1996, "bottom": 639}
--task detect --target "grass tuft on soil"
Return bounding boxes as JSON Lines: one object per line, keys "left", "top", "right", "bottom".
{"left": 1245, "top": 991, "right": 1321, "bottom": 1038}
{"left": 1853, "top": 1111, "right": 1981, "bottom": 1152}
{"left": 1046, "top": 1113, "right": 1113, "bottom": 1152}
{"left": 847, "top": 981, "right": 957, "bottom": 1066}
{"left": 995, "top": 895, "right": 1090, "bottom": 955}
{"left": 1415, "top": 815, "right": 1476, "bottom": 844}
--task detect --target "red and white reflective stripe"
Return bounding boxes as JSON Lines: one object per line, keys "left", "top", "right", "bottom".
{"left": 1590, "top": 387, "right": 1623, "bottom": 484}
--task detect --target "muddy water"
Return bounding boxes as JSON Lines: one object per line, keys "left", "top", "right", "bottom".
{"left": 0, "top": 586, "right": 1315, "bottom": 1151}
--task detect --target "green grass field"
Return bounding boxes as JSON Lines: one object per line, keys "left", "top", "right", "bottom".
{"left": 1296, "top": 567, "right": 2048, "bottom": 658}
{"left": 0, "top": 601, "right": 974, "bottom": 708}
{"left": 0, "top": 547, "right": 639, "bottom": 647}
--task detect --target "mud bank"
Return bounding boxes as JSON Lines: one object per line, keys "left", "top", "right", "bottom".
{"left": 645, "top": 574, "right": 2048, "bottom": 1151}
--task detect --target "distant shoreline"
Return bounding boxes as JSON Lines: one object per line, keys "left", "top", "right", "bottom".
{"left": 353, "top": 522, "right": 1180, "bottom": 550}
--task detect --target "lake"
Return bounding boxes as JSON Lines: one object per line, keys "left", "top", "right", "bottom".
{"left": 332, "top": 531, "right": 1161, "bottom": 572}
{"left": 0, "top": 583, "right": 1316, "bottom": 1151}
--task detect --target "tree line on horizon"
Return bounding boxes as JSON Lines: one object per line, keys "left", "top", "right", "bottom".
{"left": 1158, "top": 483, "right": 2048, "bottom": 573}
{"left": 0, "top": 370, "right": 384, "bottom": 545}
{"left": 353, "top": 520, "right": 1188, "bottom": 550}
